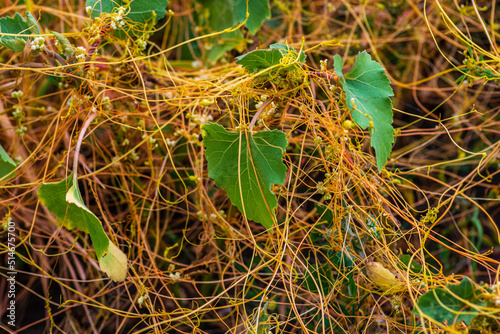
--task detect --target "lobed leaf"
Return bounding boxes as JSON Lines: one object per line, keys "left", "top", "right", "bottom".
{"left": 202, "top": 123, "right": 287, "bottom": 229}
{"left": 333, "top": 51, "right": 394, "bottom": 172}
{"left": 0, "top": 12, "right": 39, "bottom": 52}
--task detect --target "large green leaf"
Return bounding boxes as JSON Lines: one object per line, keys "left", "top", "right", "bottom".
{"left": 235, "top": 48, "right": 283, "bottom": 74}
{"left": 414, "top": 277, "right": 486, "bottom": 325}
{"left": 202, "top": 123, "right": 287, "bottom": 229}
{"left": 333, "top": 51, "right": 394, "bottom": 172}
{"left": 0, "top": 12, "right": 39, "bottom": 51}
{"left": 38, "top": 174, "right": 127, "bottom": 281}
{"left": 236, "top": 43, "right": 306, "bottom": 74}
{"left": 86, "top": 0, "right": 169, "bottom": 33}
{"left": 0, "top": 144, "right": 16, "bottom": 181}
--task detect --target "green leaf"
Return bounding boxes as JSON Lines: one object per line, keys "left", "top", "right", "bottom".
{"left": 398, "top": 254, "right": 423, "bottom": 275}
{"left": 202, "top": 123, "right": 287, "bottom": 229}
{"left": 26, "top": 12, "right": 40, "bottom": 35}
{"left": 235, "top": 48, "right": 283, "bottom": 74}
{"left": 200, "top": 0, "right": 270, "bottom": 35}
{"left": 206, "top": 30, "right": 245, "bottom": 63}
{"left": 414, "top": 277, "right": 486, "bottom": 325}
{"left": 366, "top": 214, "right": 381, "bottom": 239}
{"left": 198, "top": 0, "right": 270, "bottom": 62}
{"left": 51, "top": 31, "right": 75, "bottom": 58}
{"left": 38, "top": 175, "right": 127, "bottom": 281}
{"left": 332, "top": 248, "right": 357, "bottom": 297}
{"left": 236, "top": 43, "right": 306, "bottom": 74}
{"left": 333, "top": 51, "right": 394, "bottom": 172}
{"left": 86, "top": 0, "right": 169, "bottom": 33}
{"left": 315, "top": 203, "right": 334, "bottom": 227}
{"left": 0, "top": 12, "right": 39, "bottom": 52}
{"left": 303, "top": 262, "right": 335, "bottom": 294}
{"left": 399, "top": 255, "right": 422, "bottom": 273}
{"left": 0, "top": 144, "right": 16, "bottom": 181}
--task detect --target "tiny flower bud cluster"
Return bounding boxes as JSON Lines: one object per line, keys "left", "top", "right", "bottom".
{"left": 31, "top": 36, "right": 45, "bottom": 51}
{"left": 188, "top": 113, "right": 213, "bottom": 126}
{"left": 491, "top": 282, "right": 500, "bottom": 306}
{"left": 197, "top": 210, "right": 226, "bottom": 221}
{"left": 75, "top": 46, "right": 87, "bottom": 60}
{"left": 102, "top": 96, "right": 111, "bottom": 110}
{"left": 320, "top": 59, "right": 328, "bottom": 71}
{"left": 129, "top": 149, "right": 140, "bottom": 161}
{"left": 137, "top": 39, "right": 147, "bottom": 50}
{"left": 142, "top": 134, "right": 159, "bottom": 149}
{"left": 16, "top": 125, "right": 27, "bottom": 136}
{"left": 316, "top": 181, "right": 327, "bottom": 194}
{"left": 137, "top": 293, "right": 148, "bottom": 306}
{"left": 12, "top": 106, "right": 24, "bottom": 120}
{"left": 110, "top": 7, "right": 127, "bottom": 30}
{"left": 169, "top": 272, "right": 181, "bottom": 281}
{"left": 173, "top": 129, "right": 184, "bottom": 137}
{"left": 191, "top": 60, "right": 202, "bottom": 69}
{"left": 11, "top": 90, "right": 23, "bottom": 99}
{"left": 111, "top": 156, "right": 121, "bottom": 167}
{"left": 257, "top": 101, "right": 278, "bottom": 126}
{"left": 67, "top": 94, "right": 91, "bottom": 107}
{"left": 166, "top": 138, "right": 176, "bottom": 148}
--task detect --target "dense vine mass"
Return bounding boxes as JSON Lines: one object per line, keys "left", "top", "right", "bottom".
{"left": 0, "top": 1, "right": 499, "bottom": 333}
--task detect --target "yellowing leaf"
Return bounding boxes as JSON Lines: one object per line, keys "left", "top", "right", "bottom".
{"left": 99, "top": 241, "right": 128, "bottom": 282}
{"left": 38, "top": 174, "right": 128, "bottom": 282}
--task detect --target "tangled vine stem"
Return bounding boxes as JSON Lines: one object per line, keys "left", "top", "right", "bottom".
{"left": 72, "top": 110, "right": 97, "bottom": 183}
{"left": 308, "top": 71, "right": 338, "bottom": 83}
{"left": 44, "top": 47, "right": 67, "bottom": 66}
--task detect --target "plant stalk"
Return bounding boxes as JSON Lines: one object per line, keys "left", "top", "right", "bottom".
{"left": 249, "top": 97, "right": 272, "bottom": 131}
{"left": 73, "top": 111, "right": 97, "bottom": 184}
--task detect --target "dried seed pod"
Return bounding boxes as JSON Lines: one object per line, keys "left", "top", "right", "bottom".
{"left": 366, "top": 261, "right": 398, "bottom": 290}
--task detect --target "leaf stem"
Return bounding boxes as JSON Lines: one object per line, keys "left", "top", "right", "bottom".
{"left": 73, "top": 111, "right": 97, "bottom": 184}
{"left": 249, "top": 97, "right": 272, "bottom": 131}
